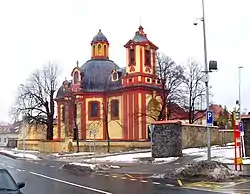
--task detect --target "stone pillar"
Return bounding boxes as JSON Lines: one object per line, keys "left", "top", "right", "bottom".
{"left": 152, "top": 120, "right": 182, "bottom": 158}
{"left": 242, "top": 117, "right": 250, "bottom": 157}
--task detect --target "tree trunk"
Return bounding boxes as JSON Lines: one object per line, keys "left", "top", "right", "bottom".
{"left": 105, "top": 114, "right": 110, "bottom": 152}
{"left": 46, "top": 116, "right": 54, "bottom": 140}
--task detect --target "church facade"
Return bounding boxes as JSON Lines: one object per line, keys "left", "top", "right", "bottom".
{"left": 55, "top": 26, "right": 163, "bottom": 141}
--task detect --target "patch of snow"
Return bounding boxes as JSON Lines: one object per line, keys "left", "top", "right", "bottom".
{"left": 11, "top": 148, "right": 39, "bottom": 153}
{"left": 83, "top": 152, "right": 178, "bottom": 164}
{"left": 110, "top": 165, "right": 120, "bottom": 169}
{"left": 69, "top": 162, "right": 96, "bottom": 170}
{"left": 0, "top": 149, "right": 40, "bottom": 160}
{"left": 184, "top": 145, "right": 250, "bottom": 165}
{"left": 52, "top": 152, "right": 94, "bottom": 157}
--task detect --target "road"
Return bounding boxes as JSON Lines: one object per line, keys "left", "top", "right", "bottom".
{"left": 0, "top": 155, "right": 227, "bottom": 194}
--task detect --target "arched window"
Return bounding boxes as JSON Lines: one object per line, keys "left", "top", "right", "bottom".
{"left": 92, "top": 45, "right": 95, "bottom": 56}
{"left": 73, "top": 71, "right": 79, "bottom": 84}
{"left": 98, "top": 44, "right": 102, "bottom": 55}
{"left": 104, "top": 45, "right": 107, "bottom": 57}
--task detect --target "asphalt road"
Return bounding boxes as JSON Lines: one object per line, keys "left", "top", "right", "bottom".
{"left": 0, "top": 155, "right": 226, "bottom": 194}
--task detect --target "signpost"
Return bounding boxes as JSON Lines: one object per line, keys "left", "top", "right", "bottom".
{"left": 206, "top": 110, "right": 213, "bottom": 126}
{"left": 233, "top": 110, "right": 242, "bottom": 171}
{"left": 239, "top": 121, "right": 246, "bottom": 158}
{"left": 89, "top": 127, "right": 98, "bottom": 164}
{"left": 22, "top": 116, "right": 26, "bottom": 158}
{"left": 149, "top": 125, "right": 155, "bottom": 157}
{"left": 206, "top": 110, "right": 213, "bottom": 160}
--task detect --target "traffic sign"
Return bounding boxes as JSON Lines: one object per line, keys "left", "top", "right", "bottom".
{"left": 239, "top": 121, "right": 244, "bottom": 132}
{"left": 206, "top": 110, "right": 213, "bottom": 126}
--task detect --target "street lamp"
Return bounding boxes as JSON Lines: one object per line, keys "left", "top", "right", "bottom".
{"left": 238, "top": 66, "right": 243, "bottom": 121}
{"left": 193, "top": 0, "right": 217, "bottom": 161}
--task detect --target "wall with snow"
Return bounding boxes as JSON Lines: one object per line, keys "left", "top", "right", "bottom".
{"left": 242, "top": 118, "right": 250, "bottom": 157}
{"left": 152, "top": 121, "right": 182, "bottom": 158}
{"left": 151, "top": 121, "right": 234, "bottom": 158}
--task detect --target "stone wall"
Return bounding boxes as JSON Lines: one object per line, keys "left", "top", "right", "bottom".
{"left": 151, "top": 120, "right": 234, "bottom": 158}
{"left": 152, "top": 121, "right": 182, "bottom": 158}
{"left": 242, "top": 116, "right": 250, "bottom": 157}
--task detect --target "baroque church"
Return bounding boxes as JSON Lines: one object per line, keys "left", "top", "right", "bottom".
{"left": 55, "top": 26, "right": 163, "bottom": 141}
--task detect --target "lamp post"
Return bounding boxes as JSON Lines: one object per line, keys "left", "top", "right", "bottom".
{"left": 202, "top": 0, "right": 211, "bottom": 161}
{"left": 238, "top": 66, "right": 245, "bottom": 157}
{"left": 238, "top": 66, "right": 243, "bottom": 121}
{"left": 194, "top": 0, "right": 211, "bottom": 160}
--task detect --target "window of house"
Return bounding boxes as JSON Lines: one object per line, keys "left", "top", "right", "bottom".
{"left": 104, "top": 45, "right": 107, "bottom": 57}
{"left": 112, "top": 72, "right": 118, "bottom": 81}
{"left": 129, "top": 49, "right": 135, "bottom": 65}
{"left": 4, "top": 138, "right": 6, "bottom": 143}
{"left": 74, "top": 103, "right": 77, "bottom": 119}
{"left": 98, "top": 44, "right": 102, "bottom": 55}
{"left": 111, "top": 100, "right": 119, "bottom": 119}
{"left": 62, "top": 106, "right": 65, "bottom": 122}
{"left": 92, "top": 45, "right": 95, "bottom": 56}
{"left": 89, "top": 101, "right": 100, "bottom": 119}
{"left": 145, "top": 49, "right": 151, "bottom": 66}
{"left": 73, "top": 71, "right": 79, "bottom": 84}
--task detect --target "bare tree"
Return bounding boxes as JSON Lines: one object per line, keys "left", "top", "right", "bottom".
{"left": 156, "top": 53, "right": 185, "bottom": 120}
{"left": 10, "top": 63, "right": 60, "bottom": 140}
{"left": 182, "top": 60, "right": 206, "bottom": 124}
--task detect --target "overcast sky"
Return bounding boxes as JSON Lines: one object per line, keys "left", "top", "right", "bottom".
{"left": 0, "top": 0, "right": 249, "bottom": 122}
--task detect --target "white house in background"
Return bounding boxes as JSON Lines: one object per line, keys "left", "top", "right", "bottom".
{"left": 0, "top": 122, "right": 20, "bottom": 148}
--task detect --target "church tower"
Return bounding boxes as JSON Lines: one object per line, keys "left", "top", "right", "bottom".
{"left": 123, "top": 26, "right": 160, "bottom": 87}
{"left": 91, "top": 29, "right": 109, "bottom": 59}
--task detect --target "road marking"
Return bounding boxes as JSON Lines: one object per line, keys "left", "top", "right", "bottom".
{"left": 0, "top": 163, "right": 4, "bottom": 165}
{"left": 30, "top": 171, "right": 112, "bottom": 194}
{"left": 125, "top": 174, "right": 133, "bottom": 178}
{"left": 16, "top": 169, "right": 22, "bottom": 172}
{"left": 130, "top": 178, "right": 137, "bottom": 181}
{"left": 34, "top": 162, "right": 39, "bottom": 164}
{"left": 121, "top": 177, "right": 127, "bottom": 180}
{"left": 219, "top": 180, "right": 249, "bottom": 189}
{"left": 105, "top": 175, "right": 109, "bottom": 177}
{"left": 112, "top": 175, "right": 117, "bottom": 178}
{"left": 166, "top": 184, "right": 174, "bottom": 187}
{"left": 152, "top": 182, "right": 160, "bottom": 185}
{"left": 50, "top": 165, "right": 55, "bottom": 168}
{"left": 7, "top": 165, "right": 13, "bottom": 169}
{"left": 140, "top": 180, "right": 148, "bottom": 183}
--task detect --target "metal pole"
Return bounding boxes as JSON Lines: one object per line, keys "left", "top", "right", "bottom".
{"left": 201, "top": 0, "right": 211, "bottom": 161}
{"left": 22, "top": 117, "right": 25, "bottom": 158}
{"left": 238, "top": 66, "right": 242, "bottom": 121}
{"left": 94, "top": 134, "right": 96, "bottom": 164}
{"left": 238, "top": 66, "right": 245, "bottom": 157}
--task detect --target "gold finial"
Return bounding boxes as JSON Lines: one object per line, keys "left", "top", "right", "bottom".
{"left": 76, "top": 60, "right": 79, "bottom": 67}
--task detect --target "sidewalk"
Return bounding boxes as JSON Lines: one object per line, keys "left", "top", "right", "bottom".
{"left": 107, "top": 155, "right": 200, "bottom": 175}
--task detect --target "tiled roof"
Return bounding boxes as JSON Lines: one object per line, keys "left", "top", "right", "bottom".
{"left": 0, "top": 123, "right": 21, "bottom": 134}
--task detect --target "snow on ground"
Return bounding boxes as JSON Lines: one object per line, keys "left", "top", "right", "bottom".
{"left": 0, "top": 149, "right": 40, "bottom": 160}
{"left": 11, "top": 148, "right": 40, "bottom": 154}
{"left": 51, "top": 152, "right": 94, "bottom": 157}
{"left": 183, "top": 145, "right": 250, "bottom": 165}
{"left": 83, "top": 152, "right": 178, "bottom": 164}
{"left": 69, "top": 162, "right": 96, "bottom": 170}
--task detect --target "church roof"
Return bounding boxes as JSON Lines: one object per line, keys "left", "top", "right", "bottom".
{"left": 79, "top": 59, "right": 123, "bottom": 92}
{"left": 91, "top": 29, "right": 108, "bottom": 44}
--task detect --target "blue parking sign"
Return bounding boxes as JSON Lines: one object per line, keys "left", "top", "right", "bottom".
{"left": 206, "top": 110, "right": 213, "bottom": 126}
{"left": 239, "top": 121, "right": 244, "bottom": 132}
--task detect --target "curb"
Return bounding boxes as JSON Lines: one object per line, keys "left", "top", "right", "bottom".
{"left": 51, "top": 149, "right": 151, "bottom": 159}
{"left": 0, "top": 152, "right": 18, "bottom": 159}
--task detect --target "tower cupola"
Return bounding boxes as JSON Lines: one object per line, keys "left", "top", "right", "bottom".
{"left": 91, "top": 29, "right": 109, "bottom": 60}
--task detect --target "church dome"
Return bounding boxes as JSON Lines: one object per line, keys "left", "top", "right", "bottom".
{"left": 80, "top": 59, "right": 121, "bottom": 92}
{"left": 91, "top": 29, "right": 108, "bottom": 44}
